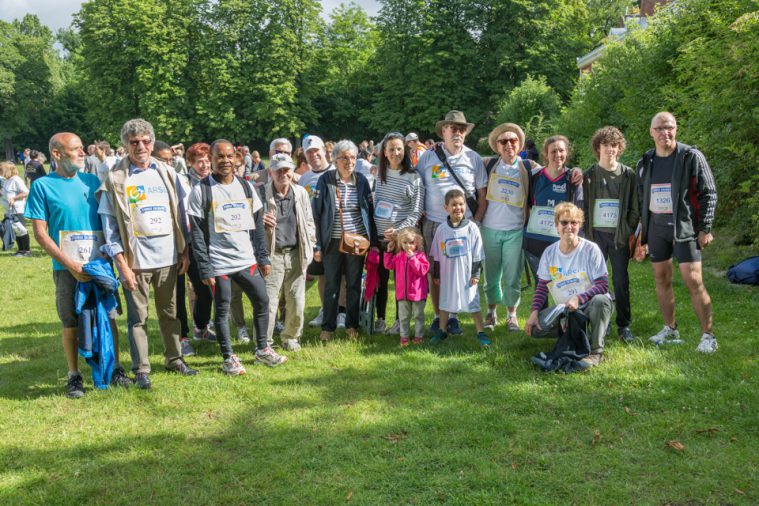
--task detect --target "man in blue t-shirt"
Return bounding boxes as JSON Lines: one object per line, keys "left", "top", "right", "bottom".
{"left": 24, "top": 132, "right": 132, "bottom": 398}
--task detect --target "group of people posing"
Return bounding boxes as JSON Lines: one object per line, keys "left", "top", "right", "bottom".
{"left": 15, "top": 108, "right": 718, "bottom": 398}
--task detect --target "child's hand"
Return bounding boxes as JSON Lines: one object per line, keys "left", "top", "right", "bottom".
{"left": 433, "top": 278, "right": 440, "bottom": 286}
{"left": 470, "top": 277, "right": 479, "bottom": 286}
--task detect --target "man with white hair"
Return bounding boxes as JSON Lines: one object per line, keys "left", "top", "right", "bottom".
{"left": 98, "top": 118, "right": 198, "bottom": 389}
{"left": 261, "top": 153, "right": 316, "bottom": 351}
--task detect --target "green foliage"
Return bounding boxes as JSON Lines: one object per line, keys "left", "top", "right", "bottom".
{"left": 494, "top": 75, "right": 561, "bottom": 137}
{"left": 554, "top": 0, "right": 759, "bottom": 237}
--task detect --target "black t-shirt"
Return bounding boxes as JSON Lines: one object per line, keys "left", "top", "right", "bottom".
{"left": 650, "top": 152, "right": 675, "bottom": 225}
{"left": 26, "top": 160, "right": 46, "bottom": 183}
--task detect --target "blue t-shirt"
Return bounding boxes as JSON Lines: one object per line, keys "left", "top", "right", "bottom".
{"left": 24, "top": 171, "right": 103, "bottom": 270}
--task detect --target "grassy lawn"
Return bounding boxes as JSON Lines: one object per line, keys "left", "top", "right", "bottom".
{"left": 0, "top": 227, "right": 757, "bottom": 505}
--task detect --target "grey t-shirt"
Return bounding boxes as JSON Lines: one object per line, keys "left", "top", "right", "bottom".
{"left": 274, "top": 187, "right": 297, "bottom": 250}
{"left": 187, "top": 176, "right": 263, "bottom": 276}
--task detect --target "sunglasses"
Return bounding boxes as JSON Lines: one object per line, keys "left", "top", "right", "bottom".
{"left": 559, "top": 220, "right": 580, "bottom": 227}
{"left": 497, "top": 138, "right": 519, "bottom": 146}
{"left": 129, "top": 139, "right": 153, "bottom": 147}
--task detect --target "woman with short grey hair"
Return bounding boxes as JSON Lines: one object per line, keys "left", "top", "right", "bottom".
{"left": 312, "top": 140, "right": 378, "bottom": 340}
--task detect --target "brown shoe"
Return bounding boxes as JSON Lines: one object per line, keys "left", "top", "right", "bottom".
{"left": 345, "top": 328, "right": 359, "bottom": 340}
{"left": 581, "top": 353, "right": 604, "bottom": 367}
{"left": 320, "top": 330, "right": 334, "bottom": 341}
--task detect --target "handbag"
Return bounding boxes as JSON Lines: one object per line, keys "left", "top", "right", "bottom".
{"left": 434, "top": 145, "right": 478, "bottom": 215}
{"left": 336, "top": 184, "right": 370, "bottom": 256}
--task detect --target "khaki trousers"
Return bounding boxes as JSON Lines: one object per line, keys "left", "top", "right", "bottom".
{"left": 123, "top": 265, "right": 182, "bottom": 373}
{"left": 264, "top": 249, "right": 306, "bottom": 345}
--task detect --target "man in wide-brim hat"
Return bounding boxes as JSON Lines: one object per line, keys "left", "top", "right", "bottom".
{"left": 417, "top": 110, "right": 487, "bottom": 337}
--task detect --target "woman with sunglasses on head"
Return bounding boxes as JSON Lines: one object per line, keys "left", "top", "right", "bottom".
{"left": 478, "top": 123, "right": 538, "bottom": 332}
{"left": 525, "top": 202, "right": 612, "bottom": 367}
{"left": 372, "top": 132, "right": 425, "bottom": 334}
{"left": 523, "top": 135, "right": 583, "bottom": 303}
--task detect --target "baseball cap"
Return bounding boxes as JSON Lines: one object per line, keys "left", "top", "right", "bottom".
{"left": 303, "top": 135, "right": 325, "bottom": 152}
{"left": 405, "top": 132, "right": 419, "bottom": 142}
{"left": 269, "top": 153, "right": 295, "bottom": 171}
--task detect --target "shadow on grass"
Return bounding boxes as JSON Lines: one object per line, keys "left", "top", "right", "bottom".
{"left": 0, "top": 345, "right": 755, "bottom": 504}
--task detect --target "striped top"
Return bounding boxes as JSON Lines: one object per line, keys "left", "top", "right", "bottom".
{"left": 332, "top": 179, "right": 367, "bottom": 238}
{"left": 373, "top": 168, "right": 424, "bottom": 236}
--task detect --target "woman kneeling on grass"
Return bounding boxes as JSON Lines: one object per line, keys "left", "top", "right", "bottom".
{"left": 525, "top": 202, "right": 613, "bottom": 367}
{"left": 187, "top": 139, "right": 286, "bottom": 375}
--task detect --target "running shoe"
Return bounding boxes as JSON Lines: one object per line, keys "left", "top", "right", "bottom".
{"left": 222, "top": 354, "right": 246, "bottom": 375}
{"left": 649, "top": 325, "right": 682, "bottom": 345}
{"left": 254, "top": 347, "right": 287, "bottom": 367}
{"left": 695, "top": 333, "right": 718, "bottom": 353}
{"left": 308, "top": 309, "right": 324, "bottom": 327}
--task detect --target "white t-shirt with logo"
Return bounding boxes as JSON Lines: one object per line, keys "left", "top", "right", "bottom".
{"left": 298, "top": 165, "right": 334, "bottom": 199}
{"left": 418, "top": 146, "right": 487, "bottom": 224}
{"left": 537, "top": 238, "right": 608, "bottom": 305}
{"left": 187, "top": 176, "right": 263, "bottom": 276}
{"left": 431, "top": 219, "right": 484, "bottom": 313}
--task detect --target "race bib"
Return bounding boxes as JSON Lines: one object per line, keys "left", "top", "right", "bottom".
{"left": 650, "top": 183, "right": 673, "bottom": 214}
{"left": 593, "top": 199, "right": 620, "bottom": 228}
{"left": 59, "top": 230, "right": 104, "bottom": 263}
{"left": 486, "top": 173, "right": 523, "bottom": 207}
{"left": 526, "top": 206, "right": 559, "bottom": 237}
{"left": 213, "top": 199, "right": 255, "bottom": 233}
{"left": 547, "top": 271, "right": 591, "bottom": 305}
{"left": 375, "top": 200, "right": 395, "bottom": 220}
{"left": 130, "top": 202, "right": 172, "bottom": 237}
{"left": 442, "top": 236, "right": 468, "bottom": 258}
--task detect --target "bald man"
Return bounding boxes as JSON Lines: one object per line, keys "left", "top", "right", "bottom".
{"left": 25, "top": 132, "right": 132, "bottom": 398}
{"left": 637, "top": 112, "right": 718, "bottom": 353}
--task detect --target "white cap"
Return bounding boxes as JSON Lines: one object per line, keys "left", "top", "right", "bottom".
{"left": 303, "top": 135, "right": 325, "bottom": 152}
{"left": 269, "top": 153, "right": 295, "bottom": 171}
{"left": 405, "top": 132, "right": 419, "bottom": 142}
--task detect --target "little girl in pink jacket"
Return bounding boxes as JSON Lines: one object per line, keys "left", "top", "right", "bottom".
{"left": 384, "top": 227, "right": 429, "bottom": 346}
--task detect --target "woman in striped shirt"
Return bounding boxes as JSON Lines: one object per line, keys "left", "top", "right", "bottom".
{"left": 312, "top": 140, "right": 378, "bottom": 340}
{"left": 373, "top": 132, "right": 425, "bottom": 333}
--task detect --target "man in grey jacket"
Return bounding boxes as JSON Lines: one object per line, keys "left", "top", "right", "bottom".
{"left": 261, "top": 153, "right": 316, "bottom": 351}
{"left": 637, "top": 112, "right": 718, "bottom": 353}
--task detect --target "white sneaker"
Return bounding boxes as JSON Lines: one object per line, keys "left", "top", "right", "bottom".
{"left": 649, "top": 325, "right": 683, "bottom": 345}
{"left": 308, "top": 309, "right": 323, "bottom": 327}
{"left": 374, "top": 318, "right": 386, "bottom": 333}
{"left": 695, "top": 333, "right": 718, "bottom": 353}
{"left": 385, "top": 319, "right": 400, "bottom": 335}
{"left": 337, "top": 313, "right": 346, "bottom": 329}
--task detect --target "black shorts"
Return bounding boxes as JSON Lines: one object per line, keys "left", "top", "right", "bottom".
{"left": 647, "top": 219, "right": 701, "bottom": 263}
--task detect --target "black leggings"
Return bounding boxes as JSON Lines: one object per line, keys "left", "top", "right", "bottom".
{"left": 175, "top": 273, "right": 190, "bottom": 338}
{"left": 186, "top": 247, "right": 213, "bottom": 329}
{"left": 214, "top": 265, "right": 269, "bottom": 357}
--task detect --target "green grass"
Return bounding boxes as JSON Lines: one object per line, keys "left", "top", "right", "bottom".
{"left": 0, "top": 230, "right": 757, "bottom": 505}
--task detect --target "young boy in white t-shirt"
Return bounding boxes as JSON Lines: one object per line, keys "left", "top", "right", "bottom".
{"left": 431, "top": 189, "right": 490, "bottom": 345}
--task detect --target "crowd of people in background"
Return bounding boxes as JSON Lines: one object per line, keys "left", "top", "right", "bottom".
{"left": 1, "top": 108, "right": 719, "bottom": 397}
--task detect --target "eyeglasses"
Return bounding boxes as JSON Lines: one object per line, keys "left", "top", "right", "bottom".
{"left": 447, "top": 125, "right": 468, "bottom": 134}
{"left": 337, "top": 156, "right": 357, "bottom": 163}
{"left": 497, "top": 138, "right": 519, "bottom": 146}
{"left": 274, "top": 149, "right": 291, "bottom": 155}
{"left": 559, "top": 220, "right": 580, "bottom": 227}
{"left": 129, "top": 139, "right": 153, "bottom": 147}
{"left": 653, "top": 126, "right": 675, "bottom": 132}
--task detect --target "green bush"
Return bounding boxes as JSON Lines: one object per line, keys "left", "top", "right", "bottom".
{"left": 494, "top": 75, "right": 561, "bottom": 133}
{"left": 554, "top": 0, "right": 759, "bottom": 239}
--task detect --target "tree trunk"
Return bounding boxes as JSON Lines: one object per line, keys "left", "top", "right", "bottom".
{"left": 4, "top": 137, "right": 14, "bottom": 162}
